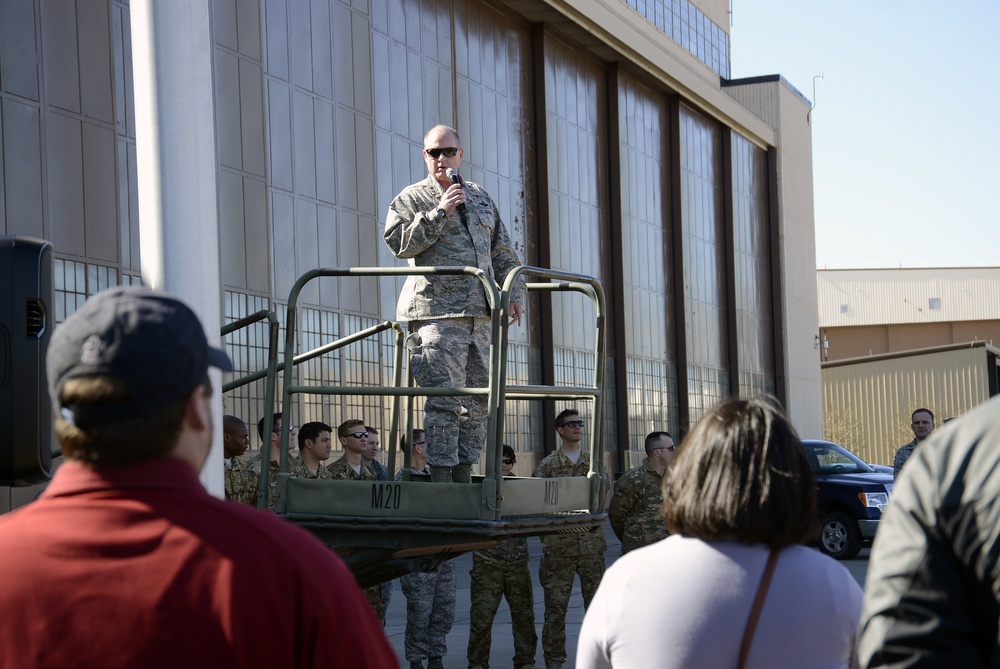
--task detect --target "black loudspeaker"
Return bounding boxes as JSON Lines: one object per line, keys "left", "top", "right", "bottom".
{"left": 0, "top": 236, "right": 54, "bottom": 485}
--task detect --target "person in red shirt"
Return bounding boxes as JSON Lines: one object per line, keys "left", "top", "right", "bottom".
{"left": 0, "top": 286, "right": 396, "bottom": 669}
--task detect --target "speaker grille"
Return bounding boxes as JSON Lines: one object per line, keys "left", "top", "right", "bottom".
{"left": 26, "top": 299, "right": 46, "bottom": 338}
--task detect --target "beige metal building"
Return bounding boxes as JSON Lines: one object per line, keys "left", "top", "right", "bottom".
{"left": 818, "top": 267, "right": 1000, "bottom": 464}
{"left": 2, "top": 0, "right": 825, "bottom": 507}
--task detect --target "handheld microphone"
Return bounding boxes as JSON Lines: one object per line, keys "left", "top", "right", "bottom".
{"left": 445, "top": 168, "right": 468, "bottom": 225}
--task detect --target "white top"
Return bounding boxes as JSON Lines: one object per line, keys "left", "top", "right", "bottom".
{"left": 577, "top": 535, "right": 862, "bottom": 669}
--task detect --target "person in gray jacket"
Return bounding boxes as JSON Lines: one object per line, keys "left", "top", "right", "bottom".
{"left": 384, "top": 124, "right": 525, "bottom": 483}
{"left": 860, "top": 395, "right": 1000, "bottom": 667}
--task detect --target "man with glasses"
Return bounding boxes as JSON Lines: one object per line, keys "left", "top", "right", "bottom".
{"left": 384, "top": 124, "right": 526, "bottom": 484}
{"left": 533, "top": 409, "right": 607, "bottom": 669}
{"left": 609, "top": 431, "right": 675, "bottom": 555}
{"left": 327, "top": 419, "right": 377, "bottom": 481}
{"left": 468, "top": 445, "right": 538, "bottom": 669}
{"left": 327, "top": 418, "right": 383, "bottom": 622}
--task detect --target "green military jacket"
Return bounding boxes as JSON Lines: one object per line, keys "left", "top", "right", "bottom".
{"left": 533, "top": 448, "right": 607, "bottom": 557}
{"left": 608, "top": 457, "right": 669, "bottom": 554}
{"left": 224, "top": 455, "right": 256, "bottom": 505}
{"left": 290, "top": 459, "right": 333, "bottom": 480}
{"left": 326, "top": 456, "right": 377, "bottom": 481}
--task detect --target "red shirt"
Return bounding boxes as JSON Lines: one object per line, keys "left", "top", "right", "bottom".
{"left": 0, "top": 459, "right": 396, "bottom": 668}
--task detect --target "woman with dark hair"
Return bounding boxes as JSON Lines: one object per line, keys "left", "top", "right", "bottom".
{"left": 577, "top": 396, "right": 863, "bottom": 669}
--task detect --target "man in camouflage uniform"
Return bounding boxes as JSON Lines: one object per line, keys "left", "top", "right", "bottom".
{"left": 248, "top": 412, "right": 298, "bottom": 510}
{"left": 326, "top": 419, "right": 377, "bottom": 481}
{"left": 468, "top": 445, "right": 538, "bottom": 669}
{"left": 533, "top": 409, "right": 606, "bottom": 669}
{"left": 326, "top": 418, "right": 382, "bottom": 620}
{"left": 608, "top": 431, "right": 675, "bottom": 555}
{"left": 291, "top": 421, "right": 333, "bottom": 479}
{"left": 223, "top": 415, "right": 255, "bottom": 505}
{"left": 384, "top": 124, "right": 526, "bottom": 483}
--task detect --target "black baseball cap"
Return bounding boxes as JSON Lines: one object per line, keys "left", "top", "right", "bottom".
{"left": 47, "top": 286, "right": 233, "bottom": 426}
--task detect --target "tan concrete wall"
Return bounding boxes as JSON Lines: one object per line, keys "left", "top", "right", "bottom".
{"left": 774, "top": 81, "right": 822, "bottom": 436}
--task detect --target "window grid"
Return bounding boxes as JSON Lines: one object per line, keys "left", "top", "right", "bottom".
{"left": 299, "top": 307, "right": 341, "bottom": 427}
{"left": 339, "top": 314, "right": 384, "bottom": 433}
{"left": 503, "top": 342, "right": 544, "bottom": 459}
{"left": 53, "top": 259, "right": 120, "bottom": 324}
{"left": 626, "top": 357, "right": 679, "bottom": 459}
{"left": 621, "top": 0, "right": 730, "bottom": 78}
{"left": 223, "top": 291, "right": 273, "bottom": 453}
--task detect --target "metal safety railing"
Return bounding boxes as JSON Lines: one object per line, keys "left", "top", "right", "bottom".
{"left": 219, "top": 265, "right": 608, "bottom": 584}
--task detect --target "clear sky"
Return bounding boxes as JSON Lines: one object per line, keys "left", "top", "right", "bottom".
{"left": 728, "top": 0, "right": 999, "bottom": 269}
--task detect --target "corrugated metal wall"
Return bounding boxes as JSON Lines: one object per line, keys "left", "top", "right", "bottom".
{"left": 817, "top": 268, "right": 1000, "bottom": 327}
{"left": 821, "top": 344, "right": 997, "bottom": 465}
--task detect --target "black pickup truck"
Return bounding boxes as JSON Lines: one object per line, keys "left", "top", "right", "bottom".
{"left": 802, "top": 439, "right": 894, "bottom": 560}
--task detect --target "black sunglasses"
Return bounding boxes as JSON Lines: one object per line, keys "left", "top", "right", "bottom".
{"left": 425, "top": 147, "right": 459, "bottom": 159}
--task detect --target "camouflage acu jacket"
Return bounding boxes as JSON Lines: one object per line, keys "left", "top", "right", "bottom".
{"left": 533, "top": 448, "right": 606, "bottom": 557}
{"left": 384, "top": 174, "right": 526, "bottom": 321}
{"left": 326, "top": 456, "right": 376, "bottom": 481}
{"left": 290, "top": 459, "right": 333, "bottom": 479}
{"left": 248, "top": 452, "right": 299, "bottom": 511}
{"left": 608, "top": 458, "right": 668, "bottom": 554}
{"left": 476, "top": 535, "right": 530, "bottom": 566}
{"left": 224, "top": 456, "right": 256, "bottom": 505}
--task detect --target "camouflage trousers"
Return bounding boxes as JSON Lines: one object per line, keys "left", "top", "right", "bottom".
{"left": 400, "top": 561, "right": 457, "bottom": 661}
{"left": 363, "top": 584, "right": 384, "bottom": 622}
{"left": 407, "top": 318, "right": 491, "bottom": 468}
{"left": 467, "top": 555, "right": 538, "bottom": 669}
{"left": 538, "top": 553, "right": 605, "bottom": 667}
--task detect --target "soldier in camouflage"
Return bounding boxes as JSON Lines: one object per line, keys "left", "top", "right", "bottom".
{"left": 608, "top": 431, "right": 675, "bottom": 555}
{"left": 223, "top": 415, "right": 255, "bottom": 505}
{"left": 325, "top": 419, "right": 377, "bottom": 481}
{"left": 533, "top": 409, "right": 607, "bottom": 669}
{"left": 248, "top": 412, "right": 298, "bottom": 511}
{"left": 468, "top": 445, "right": 538, "bottom": 669}
{"left": 400, "top": 560, "right": 456, "bottom": 669}
{"left": 326, "top": 419, "right": 382, "bottom": 620}
{"left": 290, "top": 421, "right": 333, "bottom": 479}
{"left": 384, "top": 124, "right": 526, "bottom": 484}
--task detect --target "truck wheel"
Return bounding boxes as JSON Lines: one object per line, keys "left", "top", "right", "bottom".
{"left": 819, "top": 511, "right": 862, "bottom": 560}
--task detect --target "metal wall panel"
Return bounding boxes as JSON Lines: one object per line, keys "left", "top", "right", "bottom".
{"left": 887, "top": 322, "right": 952, "bottom": 352}
{"left": 78, "top": 2, "right": 113, "bottom": 124}
{"left": 0, "top": 1, "right": 40, "bottom": 101}
{"left": 818, "top": 268, "right": 1000, "bottom": 326}
{"left": 40, "top": 0, "right": 80, "bottom": 114}
{"left": 679, "top": 103, "right": 728, "bottom": 420}
{"left": 544, "top": 33, "right": 607, "bottom": 354}
{"left": 617, "top": 72, "right": 678, "bottom": 448}
{"left": 46, "top": 112, "right": 86, "bottom": 255}
{"left": 1, "top": 99, "right": 44, "bottom": 237}
{"left": 81, "top": 122, "right": 117, "bottom": 262}
{"left": 822, "top": 345, "right": 997, "bottom": 465}
{"left": 732, "top": 131, "right": 774, "bottom": 396}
